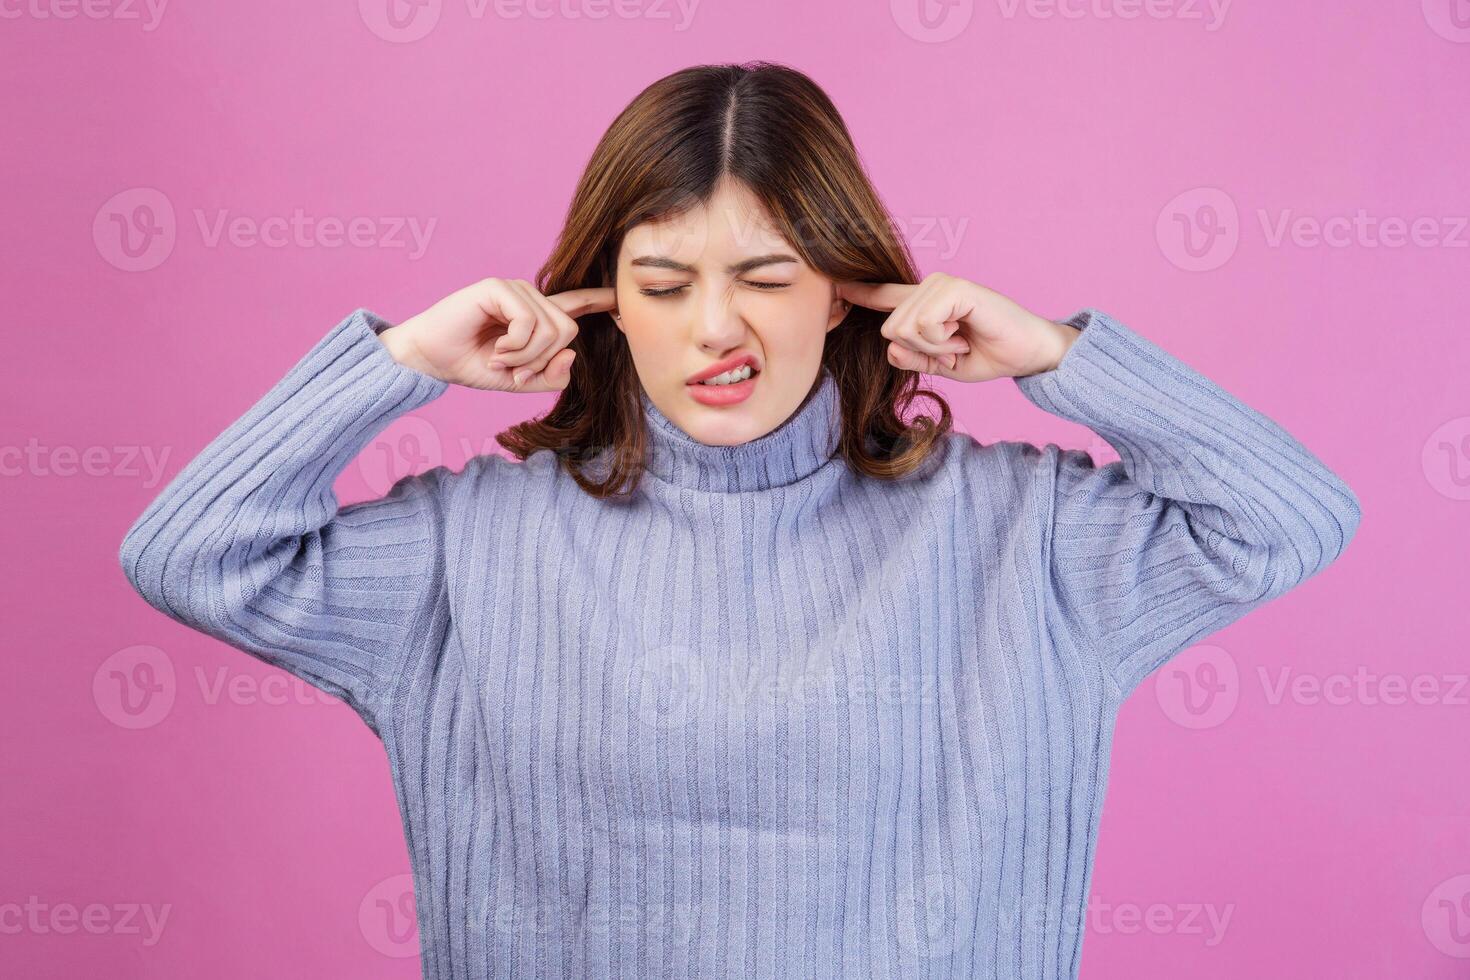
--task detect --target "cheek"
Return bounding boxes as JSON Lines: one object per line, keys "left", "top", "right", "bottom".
{"left": 743, "top": 292, "right": 831, "bottom": 348}
{"left": 614, "top": 302, "right": 681, "bottom": 361}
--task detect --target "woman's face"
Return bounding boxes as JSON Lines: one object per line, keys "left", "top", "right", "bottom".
{"left": 612, "top": 177, "right": 848, "bottom": 447}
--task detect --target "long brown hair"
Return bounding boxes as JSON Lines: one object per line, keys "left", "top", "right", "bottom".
{"left": 498, "top": 60, "right": 954, "bottom": 499}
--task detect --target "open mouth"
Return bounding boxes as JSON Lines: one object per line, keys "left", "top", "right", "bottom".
{"left": 691, "top": 364, "right": 759, "bottom": 387}
{"left": 686, "top": 363, "right": 760, "bottom": 405}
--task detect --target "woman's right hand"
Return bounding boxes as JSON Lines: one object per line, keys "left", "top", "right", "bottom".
{"left": 379, "top": 278, "right": 618, "bottom": 392}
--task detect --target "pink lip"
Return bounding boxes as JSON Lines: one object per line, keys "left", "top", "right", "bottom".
{"left": 687, "top": 371, "right": 758, "bottom": 406}
{"left": 686, "top": 353, "right": 760, "bottom": 385}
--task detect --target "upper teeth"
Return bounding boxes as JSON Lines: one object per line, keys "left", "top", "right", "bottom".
{"left": 700, "top": 364, "right": 753, "bottom": 386}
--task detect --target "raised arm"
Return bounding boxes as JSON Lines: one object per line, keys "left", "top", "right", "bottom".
{"left": 117, "top": 308, "right": 452, "bottom": 736}
{"left": 1012, "top": 308, "right": 1361, "bottom": 699}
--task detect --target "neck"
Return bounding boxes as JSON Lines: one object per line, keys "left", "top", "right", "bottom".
{"left": 638, "top": 369, "right": 841, "bottom": 492}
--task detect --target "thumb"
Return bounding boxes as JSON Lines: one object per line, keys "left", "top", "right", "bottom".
{"left": 887, "top": 341, "right": 924, "bottom": 372}
{"left": 546, "top": 347, "right": 576, "bottom": 390}
{"left": 887, "top": 341, "right": 956, "bottom": 376}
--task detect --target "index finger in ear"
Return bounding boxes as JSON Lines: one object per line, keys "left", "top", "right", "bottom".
{"left": 834, "top": 280, "right": 915, "bottom": 313}
{"left": 548, "top": 287, "right": 618, "bottom": 318}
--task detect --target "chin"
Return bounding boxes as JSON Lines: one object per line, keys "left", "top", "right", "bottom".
{"left": 680, "top": 405, "right": 769, "bottom": 446}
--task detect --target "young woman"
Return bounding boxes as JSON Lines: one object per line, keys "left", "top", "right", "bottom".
{"left": 119, "top": 62, "right": 1360, "bottom": 980}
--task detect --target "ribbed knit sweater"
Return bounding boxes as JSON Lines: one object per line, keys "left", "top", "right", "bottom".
{"left": 118, "top": 305, "right": 1360, "bottom": 980}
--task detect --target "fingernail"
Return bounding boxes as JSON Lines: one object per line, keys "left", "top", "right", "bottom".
{"left": 513, "top": 370, "right": 529, "bottom": 386}
{"left": 490, "top": 360, "right": 506, "bottom": 370}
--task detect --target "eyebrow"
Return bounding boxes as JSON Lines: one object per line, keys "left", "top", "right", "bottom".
{"left": 628, "top": 252, "right": 800, "bottom": 275}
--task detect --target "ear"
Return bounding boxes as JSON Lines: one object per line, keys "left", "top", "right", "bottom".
{"left": 600, "top": 271, "right": 625, "bottom": 335}
{"left": 826, "top": 293, "right": 850, "bottom": 333}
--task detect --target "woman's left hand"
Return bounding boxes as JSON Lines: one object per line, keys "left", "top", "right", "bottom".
{"left": 836, "top": 272, "right": 1079, "bottom": 382}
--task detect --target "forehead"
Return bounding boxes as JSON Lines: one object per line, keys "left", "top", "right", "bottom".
{"left": 618, "top": 181, "right": 797, "bottom": 267}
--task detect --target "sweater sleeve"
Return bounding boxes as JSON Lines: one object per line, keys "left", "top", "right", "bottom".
{"left": 118, "top": 308, "right": 453, "bottom": 737}
{"left": 1012, "top": 308, "right": 1361, "bottom": 700}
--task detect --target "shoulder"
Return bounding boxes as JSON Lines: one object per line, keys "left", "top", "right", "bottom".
{"left": 937, "top": 430, "right": 1103, "bottom": 501}
{"left": 382, "top": 449, "right": 550, "bottom": 512}
{"left": 867, "top": 431, "right": 1037, "bottom": 509}
{"left": 454, "top": 448, "right": 557, "bottom": 493}
{"left": 938, "top": 429, "right": 1046, "bottom": 480}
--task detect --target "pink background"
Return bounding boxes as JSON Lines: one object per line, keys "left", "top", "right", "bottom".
{"left": 3, "top": 1, "right": 1466, "bottom": 976}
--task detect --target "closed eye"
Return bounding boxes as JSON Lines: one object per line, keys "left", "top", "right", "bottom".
{"left": 639, "top": 281, "right": 792, "bottom": 297}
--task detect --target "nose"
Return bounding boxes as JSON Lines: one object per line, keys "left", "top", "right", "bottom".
{"left": 691, "top": 288, "right": 748, "bottom": 355}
